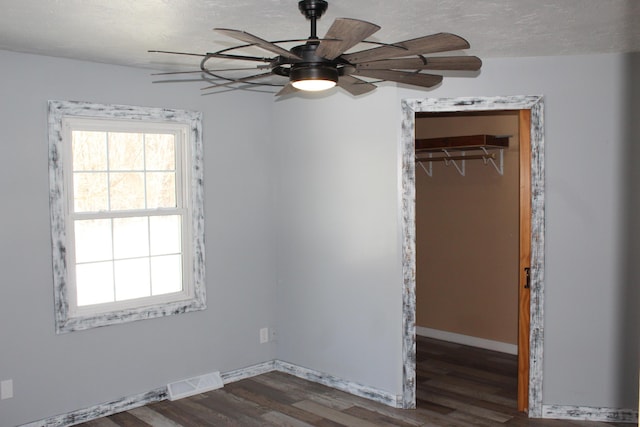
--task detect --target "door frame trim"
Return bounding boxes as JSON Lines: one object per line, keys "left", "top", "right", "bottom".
{"left": 399, "top": 95, "right": 545, "bottom": 417}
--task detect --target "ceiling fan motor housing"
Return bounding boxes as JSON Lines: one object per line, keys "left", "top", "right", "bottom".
{"left": 272, "top": 42, "right": 345, "bottom": 80}
{"left": 291, "top": 42, "right": 333, "bottom": 65}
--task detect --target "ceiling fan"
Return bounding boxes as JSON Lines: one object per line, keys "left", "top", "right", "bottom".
{"left": 150, "top": 0, "right": 482, "bottom": 96}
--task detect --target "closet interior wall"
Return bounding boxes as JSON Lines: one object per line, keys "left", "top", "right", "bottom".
{"left": 415, "top": 112, "right": 520, "bottom": 346}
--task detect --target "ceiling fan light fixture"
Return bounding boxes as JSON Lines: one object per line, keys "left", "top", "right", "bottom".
{"left": 152, "top": 1, "right": 482, "bottom": 96}
{"left": 290, "top": 65, "right": 338, "bottom": 91}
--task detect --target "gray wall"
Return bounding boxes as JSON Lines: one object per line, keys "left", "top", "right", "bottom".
{"left": 402, "top": 53, "right": 638, "bottom": 409}
{"left": 273, "top": 52, "right": 639, "bottom": 410}
{"left": 1, "top": 48, "right": 638, "bottom": 425}
{"left": 0, "top": 50, "right": 278, "bottom": 426}
{"left": 620, "top": 52, "right": 640, "bottom": 411}
{"left": 273, "top": 88, "right": 405, "bottom": 395}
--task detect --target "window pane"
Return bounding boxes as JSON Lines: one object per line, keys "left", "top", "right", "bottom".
{"left": 74, "top": 172, "right": 108, "bottom": 212}
{"left": 76, "top": 261, "right": 114, "bottom": 306}
{"left": 145, "top": 134, "right": 175, "bottom": 170}
{"left": 108, "top": 132, "right": 144, "bottom": 171}
{"left": 75, "top": 219, "right": 112, "bottom": 263}
{"left": 113, "top": 216, "right": 149, "bottom": 259}
{"left": 73, "top": 131, "right": 107, "bottom": 171}
{"left": 146, "top": 172, "right": 176, "bottom": 208}
{"left": 114, "top": 258, "right": 151, "bottom": 301}
{"left": 110, "top": 172, "right": 145, "bottom": 210}
{"left": 149, "top": 215, "right": 181, "bottom": 255}
{"left": 151, "top": 255, "right": 182, "bottom": 295}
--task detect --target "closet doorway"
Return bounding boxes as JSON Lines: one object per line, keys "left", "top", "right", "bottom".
{"left": 399, "top": 96, "right": 545, "bottom": 417}
{"left": 415, "top": 110, "right": 523, "bottom": 406}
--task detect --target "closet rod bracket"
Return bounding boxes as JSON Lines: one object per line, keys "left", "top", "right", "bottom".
{"left": 480, "top": 146, "right": 504, "bottom": 175}
{"left": 443, "top": 149, "right": 465, "bottom": 176}
{"left": 417, "top": 152, "right": 433, "bottom": 177}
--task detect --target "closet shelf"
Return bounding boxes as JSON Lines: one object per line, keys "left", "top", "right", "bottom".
{"left": 415, "top": 134, "right": 509, "bottom": 177}
{"left": 415, "top": 134, "right": 509, "bottom": 153}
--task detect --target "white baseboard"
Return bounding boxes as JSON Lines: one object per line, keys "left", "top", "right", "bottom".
{"left": 274, "top": 360, "right": 401, "bottom": 408}
{"left": 416, "top": 326, "right": 518, "bottom": 355}
{"left": 20, "top": 388, "right": 166, "bottom": 427}
{"left": 20, "top": 359, "right": 400, "bottom": 426}
{"left": 22, "top": 357, "right": 639, "bottom": 426}
{"left": 543, "top": 404, "right": 638, "bottom": 424}
{"left": 221, "top": 360, "right": 276, "bottom": 384}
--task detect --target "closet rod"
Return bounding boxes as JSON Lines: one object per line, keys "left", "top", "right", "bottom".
{"left": 416, "top": 153, "right": 496, "bottom": 163}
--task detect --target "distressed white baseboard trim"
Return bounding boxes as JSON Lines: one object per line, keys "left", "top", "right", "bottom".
{"left": 221, "top": 360, "right": 276, "bottom": 384}
{"left": 19, "top": 388, "right": 166, "bottom": 427}
{"left": 274, "top": 360, "right": 402, "bottom": 408}
{"left": 20, "top": 359, "right": 400, "bottom": 426}
{"left": 542, "top": 404, "right": 638, "bottom": 424}
{"left": 416, "top": 326, "right": 518, "bottom": 355}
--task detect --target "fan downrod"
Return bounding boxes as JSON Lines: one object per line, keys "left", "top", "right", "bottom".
{"left": 299, "top": 0, "right": 328, "bottom": 39}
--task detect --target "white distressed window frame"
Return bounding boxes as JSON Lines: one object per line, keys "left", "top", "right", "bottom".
{"left": 48, "top": 100, "right": 206, "bottom": 333}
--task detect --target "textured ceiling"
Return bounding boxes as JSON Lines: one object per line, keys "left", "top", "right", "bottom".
{"left": 1, "top": 0, "right": 639, "bottom": 72}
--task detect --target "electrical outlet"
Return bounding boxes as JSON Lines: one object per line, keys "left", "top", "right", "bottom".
{"left": 269, "top": 328, "right": 277, "bottom": 342}
{"left": 1, "top": 379, "right": 13, "bottom": 400}
{"left": 259, "top": 327, "right": 269, "bottom": 344}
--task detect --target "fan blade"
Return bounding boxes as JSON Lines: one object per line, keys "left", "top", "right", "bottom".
{"left": 353, "top": 69, "right": 443, "bottom": 88}
{"left": 152, "top": 66, "right": 268, "bottom": 76}
{"left": 276, "top": 83, "right": 299, "bottom": 97}
{"left": 201, "top": 71, "right": 273, "bottom": 90}
{"left": 337, "top": 75, "right": 377, "bottom": 96}
{"left": 343, "top": 33, "right": 470, "bottom": 64}
{"left": 315, "top": 18, "right": 380, "bottom": 60}
{"left": 153, "top": 70, "right": 207, "bottom": 76}
{"left": 207, "top": 52, "right": 274, "bottom": 62}
{"left": 215, "top": 28, "right": 302, "bottom": 60}
{"left": 356, "top": 56, "right": 482, "bottom": 71}
{"left": 153, "top": 78, "right": 222, "bottom": 84}
{"left": 148, "top": 50, "right": 206, "bottom": 57}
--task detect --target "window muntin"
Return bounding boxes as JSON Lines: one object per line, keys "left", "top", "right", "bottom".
{"left": 66, "top": 123, "right": 186, "bottom": 316}
{"left": 48, "top": 101, "right": 205, "bottom": 333}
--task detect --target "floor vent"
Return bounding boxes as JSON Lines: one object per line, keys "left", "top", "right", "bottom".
{"left": 167, "top": 371, "right": 224, "bottom": 401}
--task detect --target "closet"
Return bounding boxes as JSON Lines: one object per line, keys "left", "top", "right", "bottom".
{"left": 414, "top": 112, "right": 520, "bottom": 353}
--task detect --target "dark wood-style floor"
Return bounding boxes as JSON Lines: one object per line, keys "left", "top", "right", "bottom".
{"left": 78, "top": 336, "right": 630, "bottom": 426}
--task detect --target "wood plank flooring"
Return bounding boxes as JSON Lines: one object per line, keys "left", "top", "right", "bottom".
{"left": 77, "top": 336, "right": 630, "bottom": 426}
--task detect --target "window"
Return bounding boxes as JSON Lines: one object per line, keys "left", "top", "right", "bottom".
{"left": 48, "top": 101, "right": 205, "bottom": 333}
